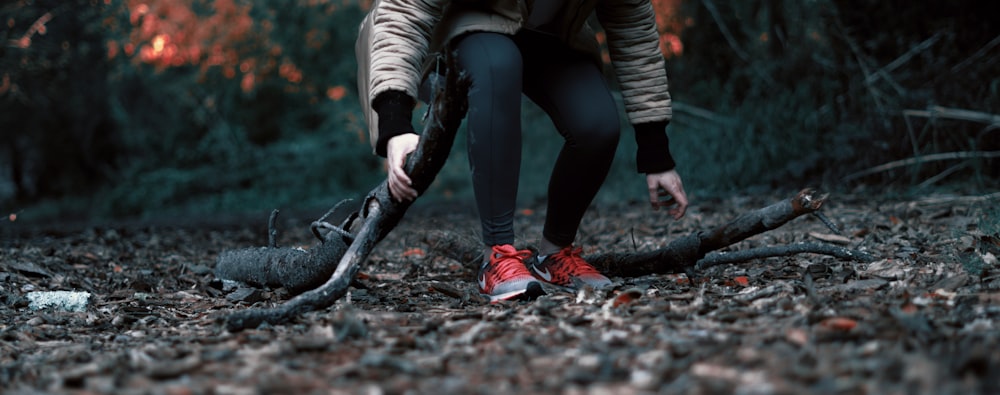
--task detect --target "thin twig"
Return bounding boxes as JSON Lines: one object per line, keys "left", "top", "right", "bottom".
{"left": 903, "top": 106, "right": 1000, "bottom": 126}
{"left": 844, "top": 151, "right": 1000, "bottom": 182}
{"left": 911, "top": 192, "right": 1000, "bottom": 206}
{"left": 864, "top": 32, "right": 942, "bottom": 85}
{"left": 315, "top": 198, "right": 354, "bottom": 224}
{"left": 699, "top": 0, "right": 749, "bottom": 62}
{"left": 951, "top": 34, "right": 1000, "bottom": 74}
{"left": 831, "top": 11, "right": 889, "bottom": 124}
{"left": 917, "top": 162, "right": 969, "bottom": 189}
{"left": 672, "top": 102, "right": 738, "bottom": 126}
{"left": 267, "top": 209, "right": 279, "bottom": 248}
{"left": 695, "top": 243, "right": 874, "bottom": 271}
{"left": 698, "top": 0, "right": 775, "bottom": 87}
{"left": 311, "top": 199, "right": 357, "bottom": 242}
{"left": 630, "top": 227, "right": 637, "bottom": 251}
{"left": 812, "top": 211, "right": 842, "bottom": 235}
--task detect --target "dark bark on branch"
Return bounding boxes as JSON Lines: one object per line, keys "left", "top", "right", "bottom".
{"left": 214, "top": 240, "right": 348, "bottom": 295}
{"left": 222, "top": 54, "right": 471, "bottom": 332}
{"left": 215, "top": 205, "right": 355, "bottom": 294}
{"left": 421, "top": 189, "right": 874, "bottom": 277}
{"left": 695, "top": 242, "right": 874, "bottom": 270}
{"left": 424, "top": 229, "right": 875, "bottom": 279}
{"left": 586, "top": 189, "right": 834, "bottom": 277}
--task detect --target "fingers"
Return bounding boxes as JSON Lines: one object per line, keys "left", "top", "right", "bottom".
{"left": 647, "top": 184, "right": 662, "bottom": 211}
{"left": 390, "top": 170, "right": 417, "bottom": 202}
{"left": 646, "top": 170, "right": 688, "bottom": 219}
{"left": 387, "top": 155, "right": 417, "bottom": 202}
{"left": 667, "top": 186, "right": 688, "bottom": 219}
{"left": 386, "top": 134, "right": 420, "bottom": 202}
{"left": 662, "top": 179, "right": 688, "bottom": 219}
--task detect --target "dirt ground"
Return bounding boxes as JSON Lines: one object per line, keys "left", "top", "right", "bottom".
{"left": 2, "top": 190, "right": 999, "bottom": 395}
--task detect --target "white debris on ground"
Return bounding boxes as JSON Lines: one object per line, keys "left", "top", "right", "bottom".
{"left": 26, "top": 291, "right": 91, "bottom": 312}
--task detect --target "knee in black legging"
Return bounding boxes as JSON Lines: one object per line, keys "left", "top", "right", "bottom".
{"left": 453, "top": 33, "right": 523, "bottom": 98}
{"left": 561, "top": 113, "right": 620, "bottom": 158}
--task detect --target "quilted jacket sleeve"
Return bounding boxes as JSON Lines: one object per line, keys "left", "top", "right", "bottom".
{"left": 368, "top": 0, "right": 447, "bottom": 101}
{"left": 357, "top": 0, "right": 447, "bottom": 154}
{"left": 596, "top": 0, "right": 672, "bottom": 124}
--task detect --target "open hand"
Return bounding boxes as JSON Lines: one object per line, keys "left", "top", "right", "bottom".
{"left": 646, "top": 169, "right": 688, "bottom": 219}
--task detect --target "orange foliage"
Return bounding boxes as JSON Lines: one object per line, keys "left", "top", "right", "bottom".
{"left": 326, "top": 85, "right": 347, "bottom": 101}
{"left": 7, "top": 12, "right": 52, "bottom": 49}
{"left": 595, "top": 0, "right": 685, "bottom": 61}
{"left": 126, "top": 0, "right": 254, "bottom": 68}
{"left": 401, "top": 248, "right": 426, "bottom": 258}
{"left": 123, "top": 0, "right": 275, "bottom": 92}
{"left": 119, "top": 0, "right": 681, "bottom": 95}
{"left": 0, "top": 74, "right": 9, "bottom": 95}
{"left": 121, "top": 0, "right": 376, "bottom": 93}
{"left": 819, "top": 317, "right": 859, "bottom": 331}
{"left": 651, "top": 0, "right": 685, "bottom": 58}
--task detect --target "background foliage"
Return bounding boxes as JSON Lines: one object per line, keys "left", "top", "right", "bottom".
{"left": 2, "top": 0, "right": 997, "bottom": 222}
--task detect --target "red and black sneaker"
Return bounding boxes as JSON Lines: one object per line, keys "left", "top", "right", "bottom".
{"left": 478, "top": 244, "right": 546, "bottom": 302}
{"left": 529, "top": 245, "right": 612, "bottom": 289}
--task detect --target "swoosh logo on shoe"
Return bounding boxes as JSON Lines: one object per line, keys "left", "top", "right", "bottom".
{"left": 533, "top": 267, "right": 553, "bottom": 282}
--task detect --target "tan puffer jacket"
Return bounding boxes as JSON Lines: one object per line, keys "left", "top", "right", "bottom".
{"left": 356, "top": 0, "right": 672, "bottom": 152}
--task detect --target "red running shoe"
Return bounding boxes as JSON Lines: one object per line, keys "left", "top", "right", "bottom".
{"left": 530, "top": 246, "right": 612, "bottom": 289}
{"left": 478, "top": 244, "right": 545, "bottom": 302}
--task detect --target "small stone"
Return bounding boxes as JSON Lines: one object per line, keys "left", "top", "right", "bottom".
{"left": 26, "top": 291, "right": 91, "bottom": 312}
{"left": 631, "top": 369, "right": 659, "bottom": 390}
{"left": 226, "top": 287, "right": 265, "bottom": 304}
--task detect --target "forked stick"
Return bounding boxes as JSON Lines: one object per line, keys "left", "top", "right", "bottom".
{"left": 224, "top": 54, "right": 471, "bottom": 331}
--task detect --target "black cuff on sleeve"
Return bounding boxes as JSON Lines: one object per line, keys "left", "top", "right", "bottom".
{"left": 634, "top": 120, "right": 677, "bottom": 173}
{"left": 372, "top": 90, "right": 416, "bottom": 157}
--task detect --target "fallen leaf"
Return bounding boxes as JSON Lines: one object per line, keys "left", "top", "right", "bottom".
{"left": 809, "top": 232, "right": 851, "bottom": 245}
{"left": 733, "top": 276, "right": 750, "bottom": 287}
{"left": 402, "top": 248, "right": 425, "bottom": 258}
{"left": 786, "top": 328, "right": 809, "bottom": 346}
{"left": 611, "top": 288, "right": 644, "bottom": 308}
{"left": 930, "top": 274, "right": 968, "bottom": 291}
{"left": 9, "top": 261, "right": 52, "bottom": 277}
{"left": 430, "top": 283, "right": 463, "bottom": 299}
{"left": 819, "top": 317, "right": 858, "bottom": 331}
{"left": 931, "top": 289, "right": 957, "bottom": 300}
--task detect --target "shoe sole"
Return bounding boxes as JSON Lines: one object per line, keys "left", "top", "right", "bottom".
{"left": 484, "top": 281, "right": 546, "bottom": 303}
{"left": 529, "top": 270, "right": 614, "bottom": 292}
{"left": 529, "top": 261, "right": 613, "bottom": 291}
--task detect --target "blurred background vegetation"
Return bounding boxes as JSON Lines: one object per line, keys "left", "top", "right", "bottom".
{"left": 1, "top": 0, "right": 997, "bottom": 224}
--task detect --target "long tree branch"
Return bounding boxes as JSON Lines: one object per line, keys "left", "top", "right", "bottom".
{"left": 695, "top": 242, "right": 874, "bottom": 271}
{"left": 587, "top": 189, "right": 837, "bottom": 277}
{"left": 422, "top": 189, "right": 874, "bottom": 278}
{"left": 224, "top": 55, "right": 471, "bottom": 331}
{"left": 843, "top": 150, "right": 1000, "bottom": 182}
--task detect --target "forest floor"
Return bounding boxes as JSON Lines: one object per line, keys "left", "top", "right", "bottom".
{"left": 2, "top": 190, "right": 999, "bottom": 395}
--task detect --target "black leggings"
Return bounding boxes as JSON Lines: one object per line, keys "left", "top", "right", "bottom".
{"left": 449, "top": 31, "right": 620, "bottom": 247}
